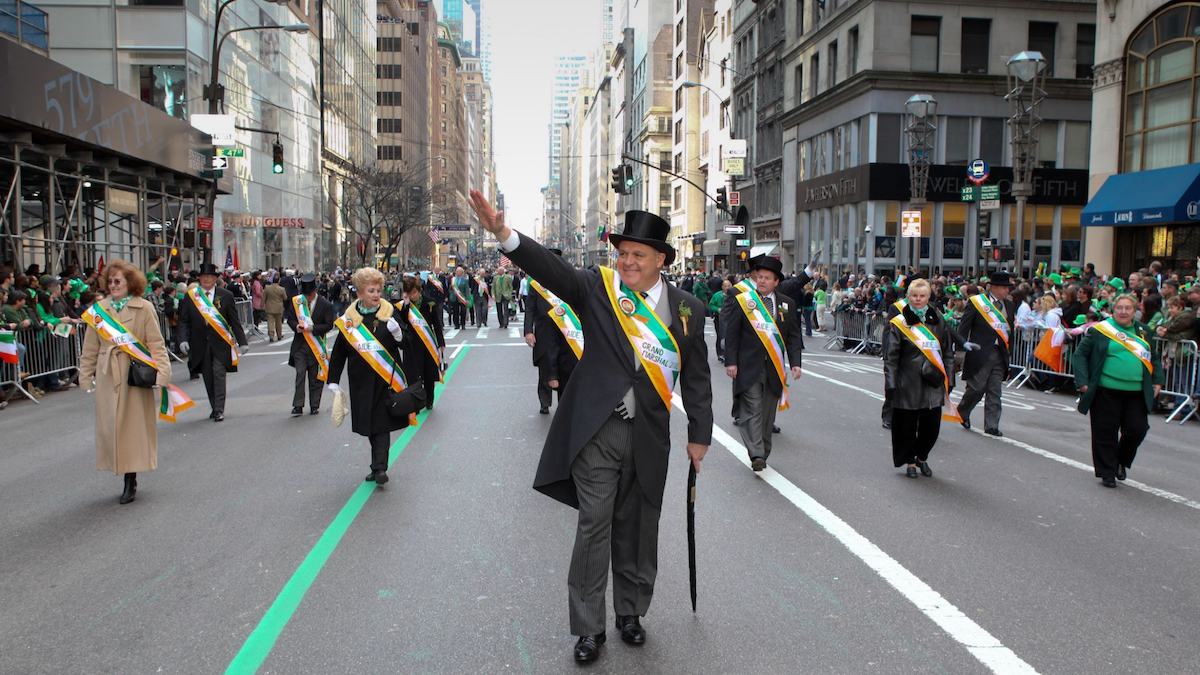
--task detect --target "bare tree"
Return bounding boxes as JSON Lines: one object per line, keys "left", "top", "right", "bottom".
{"left": 334, "top": 161, "right": 450, "bottom": 269}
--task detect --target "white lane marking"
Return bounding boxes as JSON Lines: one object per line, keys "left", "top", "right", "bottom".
{"left": 803, "top": 368, "right": 1200, "bottom": 511}
{"left": 673, "top": 394, "right": 1040, "bottom": 674}
{"left": 509, "top": 327, "right": 522, "bottom": 339}
{"left": 477, "top": 326, "right": 489, "bottom": 339}
{"left": 242, "top": 350, "right": 291, "bottom": 357}
{"left": 449, "top": 344, "right": 465, "bottom": 360}
{"left": 445, "top": 329, "right": 460, "bottom": 340}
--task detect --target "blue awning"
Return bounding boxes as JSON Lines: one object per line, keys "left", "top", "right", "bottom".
{"left": 1080, "top": 163, "right": 1200, "bottom": 226}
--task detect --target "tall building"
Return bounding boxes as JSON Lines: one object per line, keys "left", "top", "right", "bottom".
{"left": 436, "top": 23, "right": 470, "bottom": 266}
{"left": 548, "top": 55, "right": 591, "bottom": 186}
{"left": 697, "top": 0, "right": 735, "bottom": 272}
{"left": 669, "top": 0, "right": 716, "bottom": 270}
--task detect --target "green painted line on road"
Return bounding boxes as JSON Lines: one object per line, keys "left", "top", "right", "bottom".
{"left": 224, "top": 346, "right": 473, "bottom": 674}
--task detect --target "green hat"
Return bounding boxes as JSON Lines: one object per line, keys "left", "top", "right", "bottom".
{"left": 1073, "top": 314, "right": 1088, "bottom": 326}
{"left": 1049, "top": 273, "right": 1063, "bottom": 285}
{"left": 1069, "top": 267, "right": 1082, "bottom": 277}
{"left": 1106, "top": 277, "right": 1126, "bottom": 292}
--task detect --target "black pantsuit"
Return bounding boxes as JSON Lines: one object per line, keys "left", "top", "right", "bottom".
{"left": 1088, "top": 387, "right": 1149, "bottom": 479}
{"left": 891, "top": 407, "right": 941, "bottom": 467}
{"left": 292, "top": 349, "right": 323, "bottom": 410}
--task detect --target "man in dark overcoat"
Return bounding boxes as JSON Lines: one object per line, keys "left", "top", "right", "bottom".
{"left": 956, "top": 272, "right": 1016, "bottom": 435}
{"left": 470, "top": 190, "right": 712, "bottom": 664}
{"left": 523, "top": 248, "right": 579, "bottom": 414}
{"left": 723, "top": 255, "right": 805, "bottom": 471}
{"left": 177, "top": 262, "right": 248, "bottom": 421}
{"left": 284, "top": 273, "right": 336, "bottom": 416}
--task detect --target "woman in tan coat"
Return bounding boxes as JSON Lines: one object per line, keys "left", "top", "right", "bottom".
{"left": 79, "top": 260, "right": 172, "bottom": 504}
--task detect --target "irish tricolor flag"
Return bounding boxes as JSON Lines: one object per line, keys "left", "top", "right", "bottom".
{"left": 0, "top": 330, "right": 17, "bottom": 365}
{"left": 158, "top": 384, "right": 195, "bottom": 423}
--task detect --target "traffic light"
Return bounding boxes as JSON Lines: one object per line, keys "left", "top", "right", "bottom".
{"left": 716, "top": 187, "right": 728, "bottom": 212}
{"left": 739, "top": 250, "right": 748, "bottom": 260}
{"left": 622, "top": 165, "right": 634, "bottom": 192}
{"left": 272, "top": 140, "right": 284, "bottom": 174}
{"left": 611, "top": 166, "right": 624, "bottom": 194}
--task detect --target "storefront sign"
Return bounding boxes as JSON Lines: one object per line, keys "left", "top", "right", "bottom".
{"left": 197, "top": 217, "right": 213, "bottom": 231}
{"left": 796, "top": 164, "right": 868, "bottom": 208}
{"left": 263, "top": 218, "right": 306, "bottom": 228}
{"left": 107, "top": 188, "right": 139, "bottom": 215}
{"left": 755, "top": 226, "right": 781, "bottom": 241}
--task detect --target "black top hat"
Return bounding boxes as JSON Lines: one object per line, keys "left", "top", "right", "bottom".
{"left": 299, "top": 273, "right": 318, "bottom": 292}
{"left": 988, "top": 271, "right": 1015, "bottom": 287}
{"left": 609, "top": 210, "right": 676, "bottom": 266}
{"left": 197, "top": 263, "right": 221, "bottom": 277}
{"left": 747, "top": 254, "right": 785, "bottom": 281}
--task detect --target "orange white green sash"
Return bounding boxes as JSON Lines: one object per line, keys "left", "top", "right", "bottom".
{"left": 188, "top": 286, "right": 239, "bottom": 366}
{"left": 474, "top": 275, "right": 493, "bottom": 306}
{"left": 293, "top": 295, "right": 329, "bottom": 382}
{"left": 599, "top": 266, "right": 680, "bottom": 409}
{"left": 889, "top": 315, "right": 962, "bottom": 423}
{"left": 530, "top": 279, "right": 584, "bottom": 359}
{"left": 428, "top": 277, "right": 444, "bottom": 294}
{"left": 335, "top": 314, "right": 417, "bottom": 425}
{"left": 406, "top": 304, "right": 443, "bottom": 381}
{"left": 1093, "top": 319, "right": 1153, "bottom": 374}
{"left": 893, "top": 299, "right": 908, "bottom": 315}
{"left": 734, "top": 278, "right": 755, "bottom": 295}
{"left": 452, "top": 279, "right": 470, "bottom": 305}
{"left": 735, "top": 288, "right": 790, "bottom": 411}
{"left": 83, "top": 301, "right": 194, "bottom": 423}
{"left": 969, "top": 294, "right": 1010, "bottom": 349}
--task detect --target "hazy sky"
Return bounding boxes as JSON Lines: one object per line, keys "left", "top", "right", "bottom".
{"left": 487, "top": 0, "right": 601, "bottom": 235}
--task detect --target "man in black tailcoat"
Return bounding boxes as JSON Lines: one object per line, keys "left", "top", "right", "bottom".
{"left": 284, "top": 273, "right": 336, "bottom": 416}
{"left": 469, "top": 190, "right": 712, "bottom": 665}
{"left": 957, "top": 272, "right": 1016, "bottom": 435}
{"left": 177, "top": 262, "right": 248, "bottom": 421}
{"left": 523, "top": 248, "right": 578, "bottom": 414}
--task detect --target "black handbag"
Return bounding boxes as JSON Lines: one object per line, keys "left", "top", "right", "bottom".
{"left": 127, "top": 359, "right": 158, "bottom": 388}
{"left": 385, "top": 370, "right": 426, "bottom": 419}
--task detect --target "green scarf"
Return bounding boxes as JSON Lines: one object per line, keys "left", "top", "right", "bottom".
{"left": 111, "top": 296, "right": 131, "bottom": 313}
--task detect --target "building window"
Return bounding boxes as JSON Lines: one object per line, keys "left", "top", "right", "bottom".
{"left": 911, "top": 16, "right": 940, "bottom": 73}
{"left": 828, "top": 41, "right": 838, "bottom": 87}
{"left": 848, "top": 27, "right": 859, "bottom": 76}
{"left": 961, "top": 19, "right": 990, "bottom": 74}
{"left": 376, "top": 64, "right": 402, "bottom": 79}
{"left": 980, "top": 117, "right": 1005, "bottom": 167}
{"left": 138, "top": 65, "right": 187, "bottom": 120}
{"left": 377, "top": 145, "right": 403, "bottom": 160}
{"left": 1028, "top": 22, "right": 1057, "bottom": 77}
{"left": 675, "top": 152, "right": 683, "bottom": 172}
{"left": 944, "top": 117, "right": 970, "bottom": 165}
{"left": 673, "top": 185, "right": 682, "bottom": 210}
{"left": 794, "top": 64, "right": 803, "bottom": 104}
{"left": 876, "top": 113, "right": 901, "bottom": 163}
{"left": 797, "top": 0, "right": 805, "bottom": 35}
{"left": 377, "top": 92, "right": 402, "bottom": 106}
{"left": 676, "top": 54, "right": 684, "bottom": 80}
{"left": 1064, "top": 121, "right": 1090, "bottom": 169}
{"left": 675, "top": 86, "right": 683, "bottom": 110}
{"left": 676, "top": 18, "right": 684, "bottom": 45}
{"left": 701, "top": 131, "right": 709, "bottom": 157}
{"left": 675, "top": 120, "right": 683, "bottom": 144}
{"left": 810, "top": 53, "right": 820, "bottom": 96}
{"left": 377, "top": 118, "right": 402, "bottom": 133}
{"left": 1123, "top": 4, "right": 1200, "bottom": 172}
{"left": 1076, "top": 23, "right": 1096, "bottom": 79}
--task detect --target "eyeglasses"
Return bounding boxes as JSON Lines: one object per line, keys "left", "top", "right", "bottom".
{"left": 107, "top": 278, "right": 123, "bottom": 285}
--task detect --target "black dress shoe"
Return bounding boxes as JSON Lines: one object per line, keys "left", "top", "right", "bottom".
{"left": 365, "top": 470, "right": 380, "bottom": 482}
{"left": 119, "top": 473, "right": 137, "bottom": 504}
{"left": 772, "top": 424, "right": 781, "bottom": 434}
{"left": 616, "top": 615, "right": 645, "bottom": 645}
{"left": 574, "top": 632, "right": 606, "bottom": 662}
{"left": 984, "top": 428, "right": 1003, "bottom": 437}
{"left": 209, "top": 410, "right": 218, "bottom": 419}
{"left": 291, "top": 406, "right": 303, "bottom": 417}
{"left": 214, "top": 412, "right": 224, "bottom": 422}
{"left": 374, "top": 471, "right": 389, "bottom": 485}
{"left": 960, "top": 418, "right": 971, "bottom": 430}
{"left": 882, "top": 420, "right": 892, "bottom": 429}
{"left": 310, "top": 408, "right": 320, "bottom": 415}
{"left": 539, "top": 406, "right": 550, "bottom": 414}
{"left": 751, "top": 457, "right": 766, "bottom": 472}
{"left": 906, "top": 466, "right": 919, "bottom": 479}
{"left": 1116, "top": 465, "right": 1127, "bottom": 481}
{"left": 1101, "top": 476, "right": 1117, "bottom": 488}
{"left": 918, "top": 461, "right": 933, "bottom": 477}
{"left": 732, "top": 416, "right": 741, "bottom": 426}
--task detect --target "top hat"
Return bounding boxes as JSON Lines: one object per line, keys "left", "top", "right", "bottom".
{"left": 300, "top": 273, "right": 318, "bottom": 292}
{"left": 197, "top": 263, "right": 221, "bottom": 277}
{"left": 609, "top": 210, "right": 676, "bottom": 266}
{"left": 747, "top": 254, "right": 785, "bottom": 281}
{"left": 987, "top": 271, "right": 1014, "bottom": 287}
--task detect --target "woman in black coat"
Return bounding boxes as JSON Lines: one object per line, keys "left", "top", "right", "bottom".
{"left": 326, "top": 267, "right": 417, "bottom": 486}
{"left": 884, "top": 279, "right": 957, "bottom": 478}
{"left": 399, "top": 275, "right": 443, "bottom": 410}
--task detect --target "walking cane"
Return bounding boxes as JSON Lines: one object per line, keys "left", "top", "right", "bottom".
{"left": 687, "top": 463, "right": 697, "bottom": 612}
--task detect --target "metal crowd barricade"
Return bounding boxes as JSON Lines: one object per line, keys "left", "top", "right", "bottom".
{"left": 1007, "top": 327, "right": 1075, "bottom": 389}
{"left": 1154, "top": 337, "right": 1198, "bottom": 424}
{"left": 235, "top": 299, "right": 269, "bottom": 343}
{"left": 823, "top": 309, "right": 887, "bottom": 355}
{"left": 3, "top": 326, "right": 84, "bottom": 405}
{"left": 157, "top": 312, "right": 185, "bottom": 363}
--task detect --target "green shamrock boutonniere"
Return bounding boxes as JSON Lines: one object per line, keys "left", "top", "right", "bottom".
{"left": 678, "top": 301, "right": 693, "bottom": 336}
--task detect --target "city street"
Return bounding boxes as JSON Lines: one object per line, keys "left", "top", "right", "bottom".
{"left": 1, "top": 315, "right": 1198, "bottom": 674}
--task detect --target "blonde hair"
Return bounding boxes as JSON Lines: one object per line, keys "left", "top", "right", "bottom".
{"left": 1038, "top": 294, "right": 1059, "bottom": 313}
{"left": 1112, "top": 293, "right": 1139, "bottom": 311}
{"left": 906, "top": 278, "right": 931, "bottom": 298}
{"left": 351, "top": 267, "right": 385, "bottom": 290}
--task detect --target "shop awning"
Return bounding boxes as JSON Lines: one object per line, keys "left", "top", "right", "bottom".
{"left": 749, "top": 243, "right": 779, "bottom": 258}
{"left": 1081, "top": 164, "right": 1200, "bottom": 226}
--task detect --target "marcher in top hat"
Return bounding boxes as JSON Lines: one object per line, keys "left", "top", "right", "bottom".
{"left": 177, "top": 262, "right": 249, "bottom": 421}
{"left": 724, "top": 254, "right": 804, "bottom": 471}
{"left": 956, "top": 270, "right": 1014, "bottom": 435}
{"left": 523, "top": 248, "right": 580, "bottom": 414}
{"left": 285, "top": 273, "right": 336, "bottom": 416}
{"left": 469, "top": 192, "right": 712, "bottom": 664}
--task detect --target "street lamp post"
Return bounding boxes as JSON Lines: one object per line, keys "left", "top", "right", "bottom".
{"left": 905, "top": 94, "right": 937, "bottom": 273}
{"left": 1005, "top": 51, "right": 1047, "bottom": 280}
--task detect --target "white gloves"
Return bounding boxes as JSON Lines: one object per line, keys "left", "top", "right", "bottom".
{"left": 385, "top": 317, "right": 403, "bottom": 339}
{"left": 964, "top": 341, "right": 981, "bottom": 352}
{"left": 327, "top": 383, "right": 341, "bottom": 393}
{"left": 179, "top": 341, "right": 189, "bottom": 354}
{"left": 239, "top": 344, "right": 250, "bottom": 355}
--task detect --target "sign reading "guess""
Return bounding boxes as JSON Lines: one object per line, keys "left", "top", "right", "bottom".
{"left": 263, "top": 218, "right": 305, "bottom": 228}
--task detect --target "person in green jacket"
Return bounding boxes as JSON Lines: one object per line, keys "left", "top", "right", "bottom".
{"left": 709, "top": 279, "right": 730, "bottom": 362}
{"left": 692, "top": 274, "right": 711, "bottom": 307}
{"left": 1073, "top": 293, "right": 1164, "bottom": 488}
{"left": 813, "top": 284, "right": 827, "bottom": 331}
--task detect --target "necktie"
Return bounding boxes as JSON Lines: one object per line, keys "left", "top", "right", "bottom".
{"left": 764, "top": 296, "right": 774, "bottom": 317}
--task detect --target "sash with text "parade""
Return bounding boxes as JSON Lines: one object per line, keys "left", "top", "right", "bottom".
{"left": 530, "top": 279, "right": 584, "bottom": 360}
{"left": 474, "top": 275, "right": 493, "bottom": 306}
{"left": 1093, "top": 320, "right": 1153, "bottom": 375}
{"left": 83, "top": 301, "right": 194, "bottom": 423}
{"left": 335, "top": 313, "right": 418, "bottom": 425}
{"left": 406, "top": 303, "right": 443, "bottom": 381}
{"left": 293, "top": 295, "right": 329, "bottom": 382}
{"left": 735, "top": 288, "right": 790, "bottom": 411}
{"left": 188, "top": 286, "right": 239, "bottom": 366}
{"left": 889, "top": 314, "right": 962, "bottom": 423}
{"left": 969, "top": 294, "right": 1010, "bottom": 349}
{"left": 599, "top": 266, "right": 681, "bottom": 410}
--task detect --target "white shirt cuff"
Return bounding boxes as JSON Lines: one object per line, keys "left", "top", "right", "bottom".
{"left": 498, "top": 230, "right": 521, "bottom": 252}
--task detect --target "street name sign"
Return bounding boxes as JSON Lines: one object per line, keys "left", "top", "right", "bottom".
{"left": 724, "top": 224, "right": 746, "bottom": 235}
{"left": 216, "top": 147, "right": 245, "bottom": 157}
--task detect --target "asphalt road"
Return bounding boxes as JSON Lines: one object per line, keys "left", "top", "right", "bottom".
{"left": 1, "top": 311, "right": 1197, "bottom": 675}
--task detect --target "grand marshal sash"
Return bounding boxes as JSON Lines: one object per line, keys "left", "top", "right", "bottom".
{"left": 735, "top": 287, "right": 790, "bottom": 411}
{"left": 969, "top": 294, "right": 1010, "bottom": 349}
{"left": 405, "top": 303, "right": 443, "bottom": 381}
{"left": 83, "top": 301, "right": 193, "bottom": 422}
{"left": 452, "top": 279, "right": 471, "bottom": 305}
{"left": 734, "top": 278, "right": 755, "bottom": 295}
{"left": 529, "top": 279, "right": 584, "bottom": 359}
{"left": 893, "top": 299, "right": 908, "bottom": 314}
{"left": 292, "top": 295, "right": 329, "bottom": 382}
{"left": 474, "top": 275, "right": 492, "bottom": 306}
{"left": 428, "top": 276, "right": 444, "bottom": 294}
{"left": 598, "top": 266, "right": 681, "bottom": 409}
{"left": 889, "top": 314, "right": 962, "bottom": 423}
{"left": 188, "top": 286, "right": 239, "bottom": 366}
{"left": 335, "top": 312, "right": 417, "bottom": 424}
{"left": 1093, "top": 319, "right": 1153, "bottom": 374}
